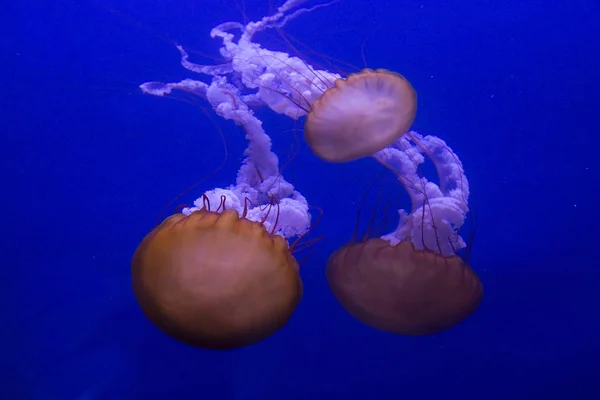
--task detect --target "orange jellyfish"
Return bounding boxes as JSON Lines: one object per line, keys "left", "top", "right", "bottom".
{"left": 305, "top": 69, "right": 417, "bottom": 163}
{"left": 326, "top": 132, "right": 483, "bottom": 335}
{"left": 135, "top": 50, "right": 317, "bottom": 349}
{"left": 132, "top": 198, "right": 304, "bottom": 350}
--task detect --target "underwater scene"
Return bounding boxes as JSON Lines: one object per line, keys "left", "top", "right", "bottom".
{"left": 3, "top": 0, "right": 600, "bottom": 398}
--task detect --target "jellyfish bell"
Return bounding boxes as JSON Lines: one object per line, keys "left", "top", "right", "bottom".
{"left": 132, "top": 208, "right": 303, "bottom": 350}
{"left": 326, "top": 239, "right": 482, "bottom": 335}
{"left": 305, "top": 69, "right": 417, "bottom": 163}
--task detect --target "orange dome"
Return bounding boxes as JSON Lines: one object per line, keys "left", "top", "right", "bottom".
{"left": 132, "top": 209, "right": 302, "bottom": 349}
{"left": 305, "top": 69, "right": 417, "bottom": 162}
{"left": 327, "top": 239, "right": 482, "bottom": 335}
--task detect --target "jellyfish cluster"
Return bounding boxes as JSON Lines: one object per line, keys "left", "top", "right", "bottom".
{"left": 132, "top": 0, "right": 483, "bottom": 350}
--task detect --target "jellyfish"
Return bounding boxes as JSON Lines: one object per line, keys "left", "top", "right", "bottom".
{"left": 132, "top": 79, "right": 313, "bottom": 349}
{"left": 136, "top": 21, "right": 315, "bottom": 348}
{"left": 142, "top": 1, "right": 417, "bottom": 164}
{"left": 136, "top": 0, "right": 480, "bottom": 346}
{"left": 327, "top": 133, "right": 483, "bottom": 335}
{"left": 130, "top": 98, "right": 311, "bottom": 349}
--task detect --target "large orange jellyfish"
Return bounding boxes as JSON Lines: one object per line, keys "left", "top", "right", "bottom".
{"left": 326, "top": 132, "right": 483, "bottom": 335}
{"left": 132, "top": 203, "right": 303, "bottom": 350}
{"left": 136, "top": 1, "right": 320, "bottom": 346}
{"left": 130, "top": 110, "right": 313, "bottom": 350}
{"left": 135, "top": 49, "right": 316, "bottom": 348}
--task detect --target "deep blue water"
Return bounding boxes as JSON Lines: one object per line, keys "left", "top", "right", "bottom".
{"left": 3, "top": 0, "right": 600, "bottom": 398}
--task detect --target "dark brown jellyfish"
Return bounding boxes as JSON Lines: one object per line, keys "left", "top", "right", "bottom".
{"left": 327, "top": 240, "right": 482, "bottom": 335}
{"left": 132, "top": 207, "right": 302, "bottom": 350}
{"left": 325, "top": 132, "right": 483, "bottom": 335}
{"left": 304, "top": 68, "right": 417, "bottom": 163}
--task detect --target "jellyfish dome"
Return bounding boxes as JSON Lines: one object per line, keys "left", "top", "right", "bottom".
{"left": 305, "top": 69, "right": 417, "bottom": 162}
{"left": 327, "top": 240, "right": 481, "bottom": 335}
{"left": 132, "top": 208, "right": 302, "bottom": 350}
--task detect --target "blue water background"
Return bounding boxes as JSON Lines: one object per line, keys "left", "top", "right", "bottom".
{"left": 2, "top": 0, "right": 600, "bottom": 398}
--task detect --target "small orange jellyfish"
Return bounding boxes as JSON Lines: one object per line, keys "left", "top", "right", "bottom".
{"left": 325, "top": 132, "right": 483, "bottom": 335}
{"left": 131, "top": 199, "right": 303, "bottom": 350}
{"left": 305, "top": 69, "right": 417, "bottom": 163}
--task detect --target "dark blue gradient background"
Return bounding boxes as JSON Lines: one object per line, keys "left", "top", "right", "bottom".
{"left": 2, "top": 0, "right": 599, "bottom": 398}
